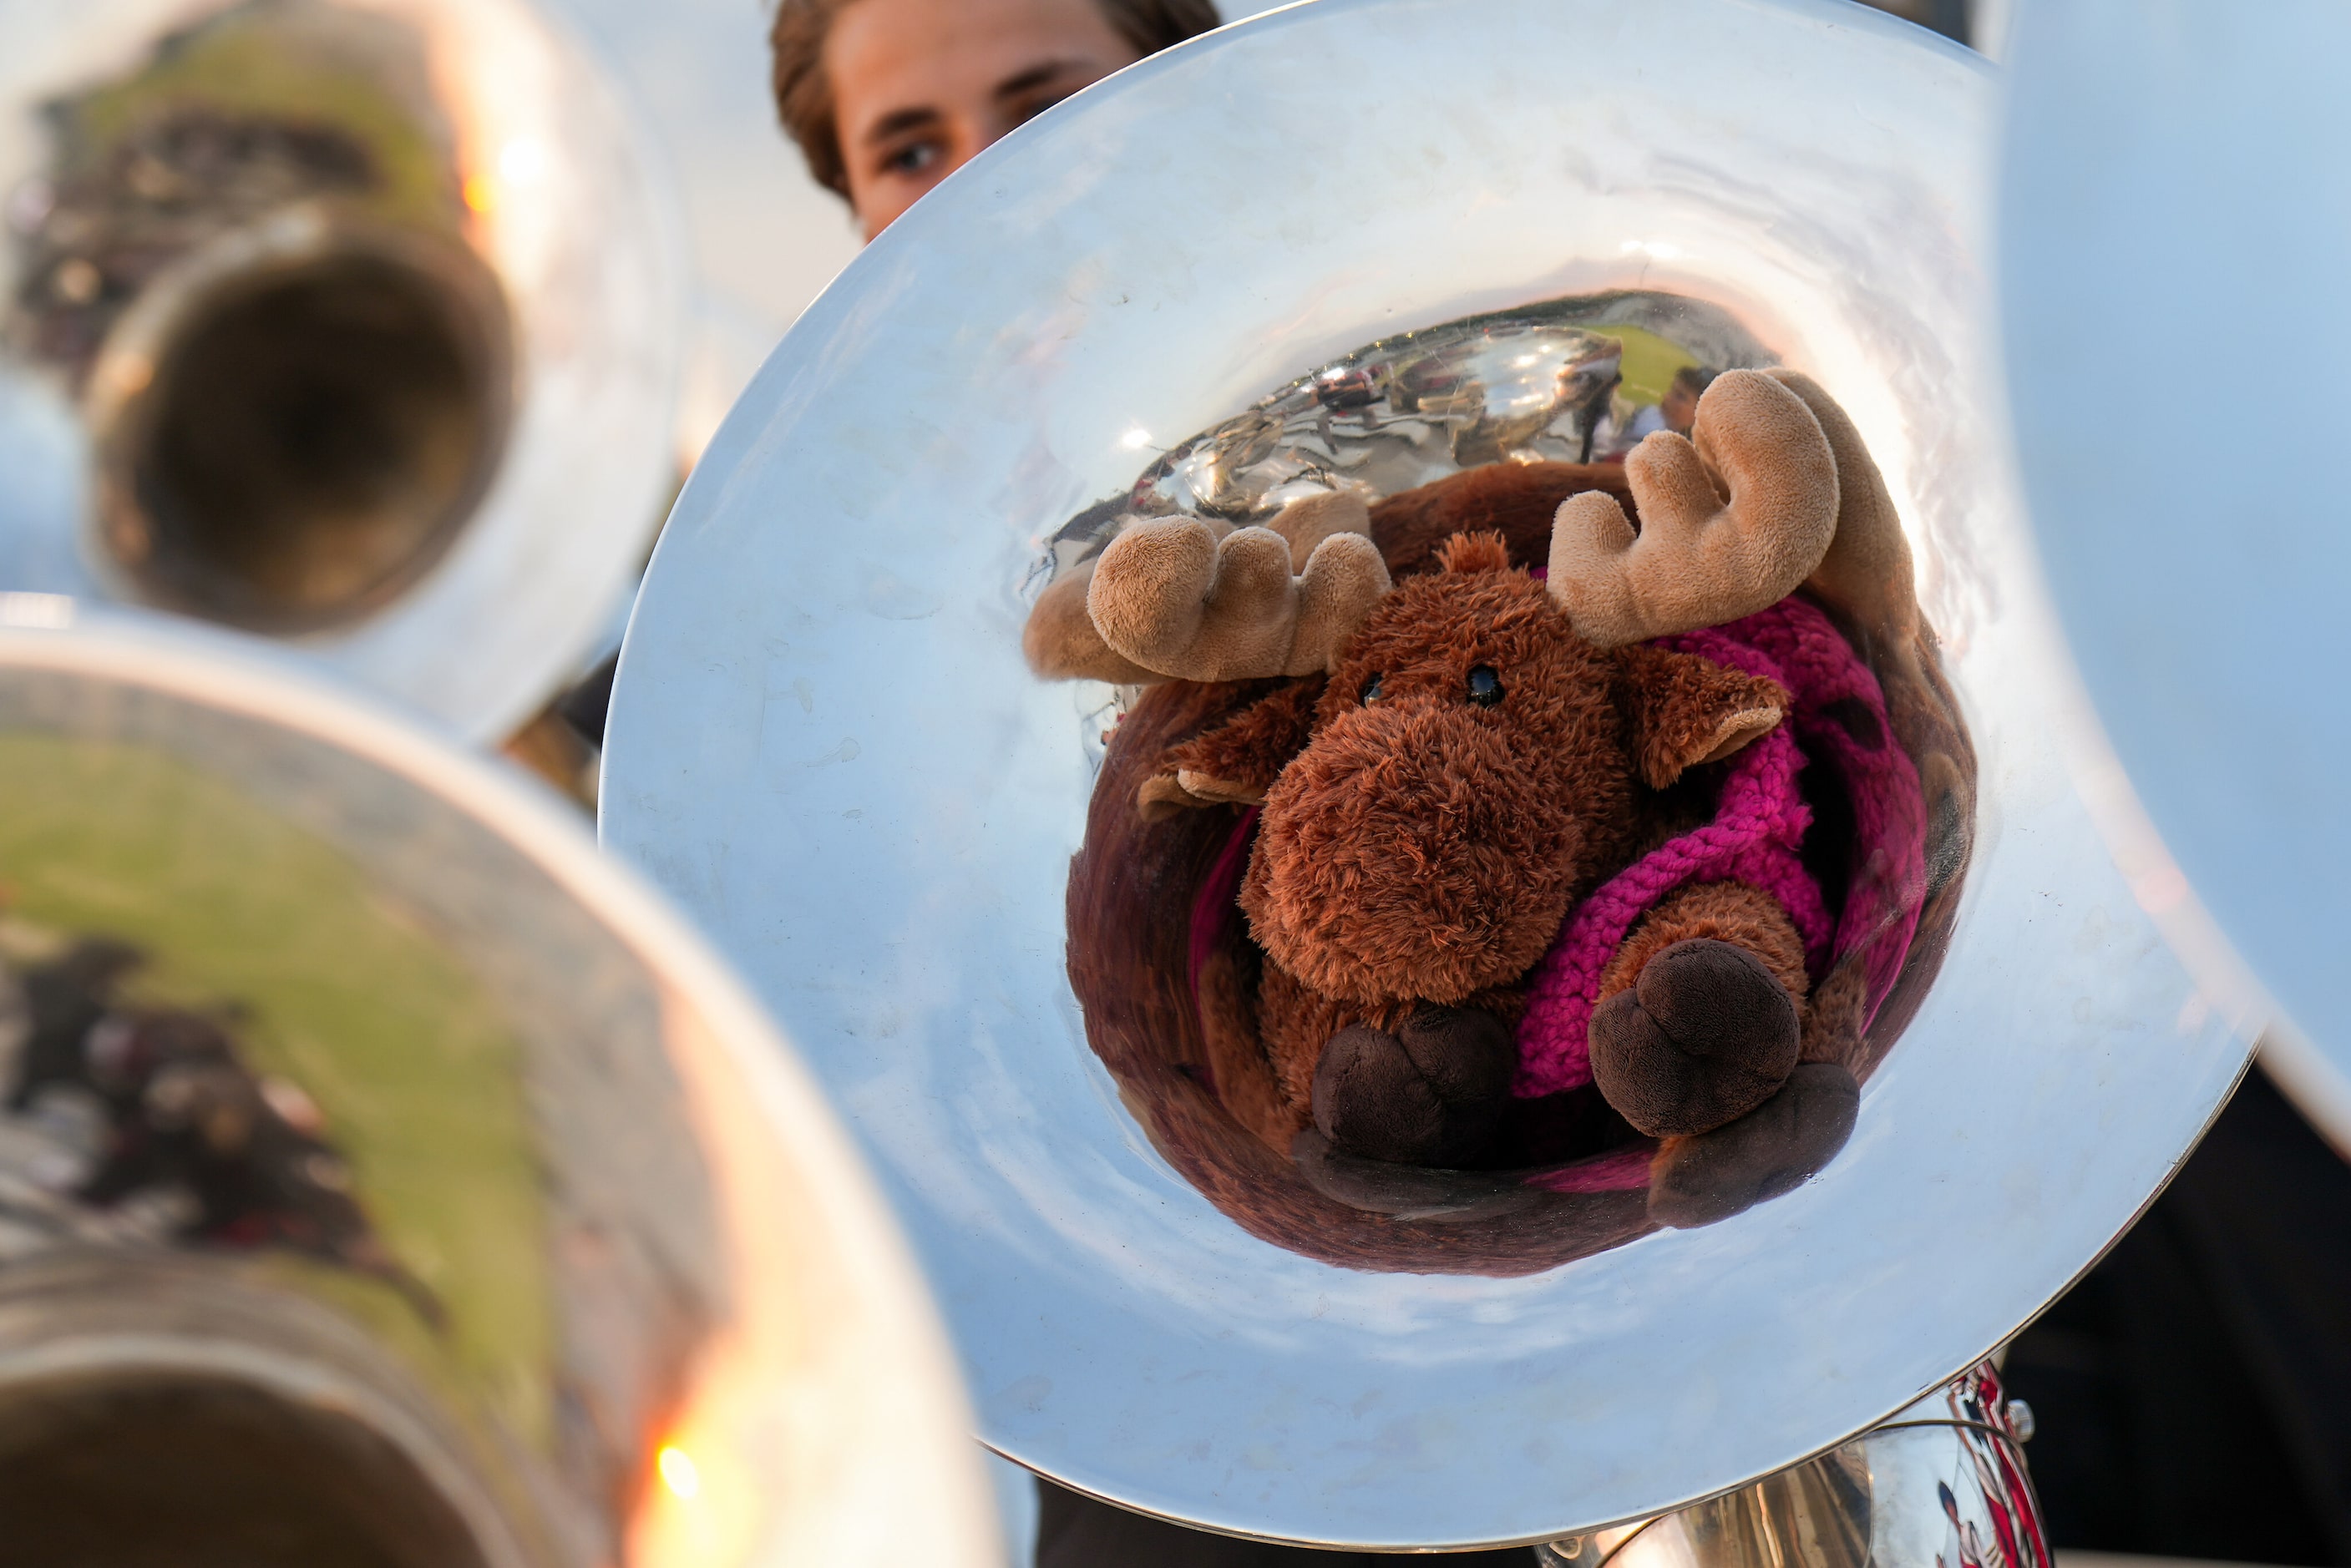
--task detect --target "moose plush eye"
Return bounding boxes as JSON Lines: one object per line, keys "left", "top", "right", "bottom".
{"left": 1466, "top": 665, "right": 1503, "bottom": 706}
{"left": 1360, "top": 673, "right": 1385, "bottom": 704}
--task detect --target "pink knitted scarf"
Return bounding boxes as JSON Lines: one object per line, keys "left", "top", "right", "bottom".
{"left": 1512, "top": 595, "right": 1924, "bottom": 1096}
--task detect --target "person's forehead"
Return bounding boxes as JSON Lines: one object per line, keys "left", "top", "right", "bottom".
{"left": 827, "top": 0, "right": 1133, "bottom": 123}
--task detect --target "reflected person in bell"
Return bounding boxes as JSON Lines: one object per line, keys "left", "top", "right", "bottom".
{"left": 763, "top": 0, "right": 1538, "bottom": 1561}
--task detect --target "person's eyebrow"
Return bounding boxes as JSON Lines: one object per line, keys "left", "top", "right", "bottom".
{"left": 993, "top": 58, "right": 1090, "bottom": 100}
{"left": 861, "top": 104, "right": 944, "bottom": 147}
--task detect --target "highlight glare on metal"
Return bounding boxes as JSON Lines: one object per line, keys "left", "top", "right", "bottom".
{"left": 605, "top": 0, "right": 2249, "bottom": 1546}
{"left": 1539, "top": 1363, "right": 2047, "bottom": 1568}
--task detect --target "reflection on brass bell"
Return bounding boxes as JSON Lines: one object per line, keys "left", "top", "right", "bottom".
{"left": 0, "top": 0, "right": 687, "bottom": 743}
{"left": 0, "top": 606, "right": 998, "bottom": 1567}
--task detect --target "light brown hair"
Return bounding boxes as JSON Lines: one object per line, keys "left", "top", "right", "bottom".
{"left": 769, "top": 0, "right": 1221, "bottom": 199}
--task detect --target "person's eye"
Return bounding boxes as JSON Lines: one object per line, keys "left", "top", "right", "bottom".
{"left": 880, "top": 139, "right": 943, "bottom": 177}
{"left": 1007, "top": 90, "right": 1077, "bottom": 130}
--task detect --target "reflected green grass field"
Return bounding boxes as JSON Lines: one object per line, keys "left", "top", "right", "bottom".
{"left": 0, "top": 735, "right": 553, "bottom": 1447}
{"left": 63, "top": 4, "right": 461, "bottom": 230}
{"left": 1593, "top": 321, "right": 1702, "bottom": 407}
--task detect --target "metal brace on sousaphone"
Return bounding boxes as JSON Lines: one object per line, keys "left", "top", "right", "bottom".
{"left": 603, "top": 0, "right": 2255, "bottom": 1557}
{"left": 0, "top": 0, "right": 686, "bottom": 751}
{"left": 0, "top": 599, "right": 997, "bottom": 1567}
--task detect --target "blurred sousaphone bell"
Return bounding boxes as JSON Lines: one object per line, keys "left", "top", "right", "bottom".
{"left": 0, "top": 599, "right": 996, "bottom": 1567}
{"left": 602, "top": 0, "right": 2257, "bottom": 1551}
{"left": 0, "top": 0, "right": 685, "bottom": 744}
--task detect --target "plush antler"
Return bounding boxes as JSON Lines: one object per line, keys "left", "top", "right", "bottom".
{"left": 1024, "top": 554, "right": 1158, "bottom": 682}
{"left": 1546, "top": 369, "right": 1840, "bottom": 648}
{"left": 1086, "top": 493, "right": 1391, "bottom": 682}
{"left": 1025, "top": 491, "right": 1383, "bottom": 682}
{"left": 1260, "top": 488, "right": 1381, "bottom": 565}
{"left": 1757, "top": 367, "right": 1917, "bottom": 645}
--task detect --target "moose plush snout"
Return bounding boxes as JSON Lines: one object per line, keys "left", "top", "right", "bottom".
{"left": 1242, "top": 693, "right": 1591, "bottom": 1008}
{"left": 1236, "top": 528, "right": 1796, "bottom": 1033}
{"left": 1241, "top": 535, "right": 1648, "bottom": 1009}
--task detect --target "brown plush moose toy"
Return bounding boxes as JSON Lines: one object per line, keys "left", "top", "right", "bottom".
{"left": 1026, "top": 368, "right": 1924, "bottom": 1183}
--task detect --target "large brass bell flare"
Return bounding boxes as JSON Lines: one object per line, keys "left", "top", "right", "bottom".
{"left": 0, "top": 607, "right": 998, "bottom": 1568}
{"left": 0, "top": 0, "right": 686, "bottom": 741}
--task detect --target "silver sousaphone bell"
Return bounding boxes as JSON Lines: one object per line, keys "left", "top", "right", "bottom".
{"left": 0, "top": 599, "right": 996, "bottom": 1566}
{"left": 0, "top": 0, "right": 685, "bottom": 744}
{"left": 605, "top": 0, "right": 2252, "bottom": 1550}
{"left": 1999, "top": 3, "right": 2351, "bottom": 1146}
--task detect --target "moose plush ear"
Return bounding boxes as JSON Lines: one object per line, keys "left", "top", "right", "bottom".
{"left": 1140, "top": 676, "right": 1326, "bottom": 820}
{"left": 1618, "top": 643, "right": 1790, "bottom": 789}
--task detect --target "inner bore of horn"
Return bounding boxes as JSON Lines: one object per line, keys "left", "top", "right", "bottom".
{"left": 0, "top": 1373, "right": 493, "bottom": 1568}
{"left": 102, "top": 241, "right": 513, "bottom": 635}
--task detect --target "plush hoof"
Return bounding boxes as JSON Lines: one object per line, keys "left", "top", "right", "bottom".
{"left": 1588, "top": 938, "right": 1801, "bottom": 1137}
{"left": 1647, "top": 1063, "right": 1860, "bottom": 1228}
{"left": 1310, "top": 1005, "right": 1515, "bottom": 1166}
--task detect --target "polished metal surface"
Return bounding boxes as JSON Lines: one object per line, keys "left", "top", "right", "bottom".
{"left": 1540, "top": 1363, "right": 2046, "bottom": 1568}
{"left": 0, "top": 600, "right": 996, "bottom": 1566}
{"left": 1099, "top": 293, "right": 1774, "bottom": 519}
{"left": 1999, "top": 3, "right": 2351, "bottom": 1146}
{"left": 602, "top": 0, "right": 2251, "bottom": 1546}
{"left": 0, "top": 0, "right": 686, "bottom": 741}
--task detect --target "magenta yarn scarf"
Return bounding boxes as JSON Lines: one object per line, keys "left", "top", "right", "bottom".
{"left": 1512, "top": 595, "right": 1924, "bottom": 1097}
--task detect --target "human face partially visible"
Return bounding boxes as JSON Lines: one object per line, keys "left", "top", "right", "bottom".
{"left": 1661, "top": 382, "right": 1699, "bottom": 436}
{"left": 827, "top": 0, "right": 1144, "bottom": 240}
